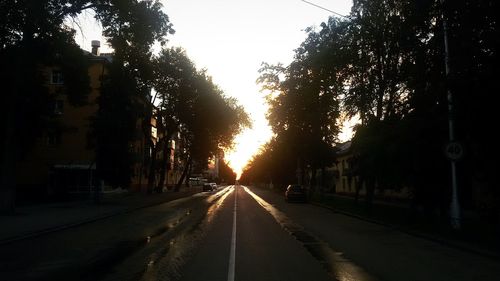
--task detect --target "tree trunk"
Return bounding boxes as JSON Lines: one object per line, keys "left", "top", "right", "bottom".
{"left": 296, "top": 157, "right": 301, "bottom": 185}
{"left": 355, "top": 177, "right": 363, "bottom": 203}
{"left": 156, "top": 140, "right": 168, "bottom": 193}
{"left": 365, "top": 177, "right": 375, "bottom": 211}
{"left": 185, "top": 161, "right": 192, "bottom": 187}
{"left": 156, "top": 162, "right": 167, "bottom": 193}
{"left": 1, "top": 92, "right": 16, "bottom": 211}
{"left": 310, "top": 166, "right": 317, "bottom": 195}
{"left": 156, "top": 128, "right": 175, "bottom": 192}
{"left": 175, "top": 157, "right": 191, "bottom": 191}
{"left": 0, "top": 53, "right": 20, "bottom": 214}
{"left": 146, "top": 143, "right": 158, "bottom": 193}
{"left": 0, "top": 122, "right": 16, "bottom": 214}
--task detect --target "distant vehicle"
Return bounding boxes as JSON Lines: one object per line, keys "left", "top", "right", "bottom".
{"left": 203, "top": 183, "right": 214, "bottom": 191}
{"left": 285, "top": 184, "right": 307, "bottom": 202}
{"left": 210, "top": 182, "right": 217, "bottom": 190}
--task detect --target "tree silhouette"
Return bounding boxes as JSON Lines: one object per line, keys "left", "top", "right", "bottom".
{"left": 153, "top": 48, "right": 250, "bottom": 191}
{"left": 1, "top": 0, "right": 173, "bottom": 212}
{"left": 249, "top": 0, "right": 499, "bottom": 221}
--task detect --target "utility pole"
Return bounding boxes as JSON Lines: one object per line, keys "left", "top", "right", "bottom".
{"left": 441, "top": 0, "right": 461, "bottom": 229}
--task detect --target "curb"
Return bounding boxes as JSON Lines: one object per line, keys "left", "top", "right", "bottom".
{"left": 310, "top": 201, "right": 500, "bottom": 261}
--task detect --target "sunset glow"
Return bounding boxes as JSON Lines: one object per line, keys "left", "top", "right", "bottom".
{"left": 225, "top": 122, "right": 273, "bottom": 179}
{"left": 74, "top": 0, "right": 354, "bottom": 176}
{"left": 162, "top": 0, "right": 353, "bottom": 175}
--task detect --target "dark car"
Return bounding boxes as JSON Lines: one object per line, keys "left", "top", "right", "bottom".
{"left": 210, "top": 182, "right": 217, "bottom": 190}
{"left": 203, "top": 183, "right": 214, "bottom": 191}
{"left": 285, "top": 184, "right": 307, "bottom": 202}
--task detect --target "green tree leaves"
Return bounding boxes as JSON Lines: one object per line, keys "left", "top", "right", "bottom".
{"left": 246, "top": 0, "right": 499, "bottom": 215}
{"left": 154, "top": 47, "right": 250, "bottom": 166}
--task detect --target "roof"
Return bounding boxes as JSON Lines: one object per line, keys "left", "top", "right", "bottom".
{"left": 83, "top": 50, "right": 113, "bottom": 63}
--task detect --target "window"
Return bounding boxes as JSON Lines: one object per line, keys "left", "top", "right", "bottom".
{"left": 47, "top": 131, "right": 61, "bottom": 146}
{"left": 168, "top": 139, "right": 175, "bottom": 149}
{"left": 151, "top": 127, "right": 158, "bottom": 140}
{"left": 50, "top": 100, "right": 64, "bottom": 115}
{"left": 51, "top": 70, "right": 64, "bottom": 84}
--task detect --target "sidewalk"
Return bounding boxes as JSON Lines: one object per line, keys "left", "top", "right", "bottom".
{"left": 310, "top": 192, "right": 500, "bottom": 260}
{"left": 0, "top": 186, "right": 202, "bottom": 245}
{"left": 254, "top": 186, "right": 500, "bottom": 260}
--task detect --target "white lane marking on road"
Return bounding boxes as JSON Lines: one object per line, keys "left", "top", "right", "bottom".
{"left": 228, "top": 186, "right": 237, "bottom": 281}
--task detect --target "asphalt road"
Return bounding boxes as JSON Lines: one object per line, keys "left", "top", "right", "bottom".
{"left": 248, "top": 186, "right": 500, "bottom": 281}
{"left": 1, "top": 185, "right": 499, "bottom": 281}
{"left": 0, "top": 190, "right": 225, "bottom": 281}
{"left": 176, "top": 185, "right": 332, "bottom": 281}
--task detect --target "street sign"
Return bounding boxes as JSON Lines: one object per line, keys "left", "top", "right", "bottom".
{"left": 445, "top": 141, "right": 464, "bottom": 161}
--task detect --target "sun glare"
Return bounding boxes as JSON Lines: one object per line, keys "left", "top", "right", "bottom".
{"left": 225, "top": 124, "right": 272, "bottom": 179}
{"left": 73, "top": 0, "right": 354, "bottom": 180}
{"left": 225, "top": 113, "right": 356, "bottom": 179}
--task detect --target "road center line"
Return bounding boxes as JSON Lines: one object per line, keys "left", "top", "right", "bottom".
{"left": 227, "top": 186, "right": 237, "bottom": 281}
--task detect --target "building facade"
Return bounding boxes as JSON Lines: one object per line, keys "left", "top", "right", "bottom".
{"left": 16, "top": 41, "right": 189, "bottom": 201}
{"left": 16, "top": 49, "right": 109, "bottom": 200}
{"left": 320, "top": 141, "right": 410, "bottom": 200}
{"left": 16, "top": 42, "right": 162, "bottom": 200}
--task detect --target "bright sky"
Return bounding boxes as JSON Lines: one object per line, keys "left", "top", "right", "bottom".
{"left": 74, "top": 0, "right": 354, "bottom": 178}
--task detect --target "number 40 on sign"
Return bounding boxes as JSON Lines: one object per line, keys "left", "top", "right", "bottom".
{"left": 445, "top": 142, "right": 464, "bottom": 161}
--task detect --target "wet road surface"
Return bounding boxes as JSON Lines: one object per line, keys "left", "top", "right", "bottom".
{"left": 0, "top": 188, "right": 231, "bottom": 281}
{"left": 248, "top": 186, "right": 500, "bottom": 281}
{"left": 176, "top": 185, "right": 335, "bottom": 281}
{"left": 1, "top": 185, "right": 499, "bottom": 281}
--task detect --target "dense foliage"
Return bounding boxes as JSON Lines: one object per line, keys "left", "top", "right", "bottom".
{"left": 242, "top": 0, "right": 499, "bottom": 217}
{"left": 91, "top": 1, "right": 173, "bottom": 189}
{"left": 1, "top": 1, "right": 246, "bottom": 210}
{"left": 153, "top": 48, "right": 250, "bottom": 190}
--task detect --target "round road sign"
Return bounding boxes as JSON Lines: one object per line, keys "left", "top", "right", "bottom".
{"left": 445, "top": 142, "right": 464, "bottom": 161}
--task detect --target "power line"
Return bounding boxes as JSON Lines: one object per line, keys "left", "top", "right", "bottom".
{"left": 300, "top": 0, "right": 347, "bottom": 18}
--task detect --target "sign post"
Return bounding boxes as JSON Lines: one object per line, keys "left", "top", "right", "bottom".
{"left": 441, "top": 0, "right": 461, "bottom": 230}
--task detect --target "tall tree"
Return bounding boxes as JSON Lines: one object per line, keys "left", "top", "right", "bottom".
{"left": 93, "top": 0, "right": 172, "bottom": 191}
{"left": 341, "top": 0, "right": 446, "bottom": 207}
{"left": 176, "top": 70, "right": 250, "bottom": 190}
{"left": 252, "top": 0, "right": 499, "bottom": 221}
{"left": 149, "top": 47, "right": 198, "bottom": 192}
{"left": 219, "top": 159, "right": 237, "bottom": 185}
{"left": 153, "top": 47, "right": 250, "bottom": 191}
{"left": 257, "top": 20, "right": 346, "bottom": 189}
{"left": 0, "top": 0, "right": 173, "bottom": 212}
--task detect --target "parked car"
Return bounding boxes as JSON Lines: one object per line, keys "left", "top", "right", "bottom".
{"left": 210, "top": 182, "right": 217, "bottom": 190}
{"left": 285, "top": 184, "right": 307, "bottom": 202}
{"left": 203, "top": 183, "right": 214, "bottom": 191}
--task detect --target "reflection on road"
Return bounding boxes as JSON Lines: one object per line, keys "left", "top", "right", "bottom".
{"left": 140, "top": 186, "right": 234, "bottom": 281}
{"left": 242, "top": 186, "right": 378, "bottom": 281}
{"left": 206, "top": 186, "right": 234, "bottom": 224}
